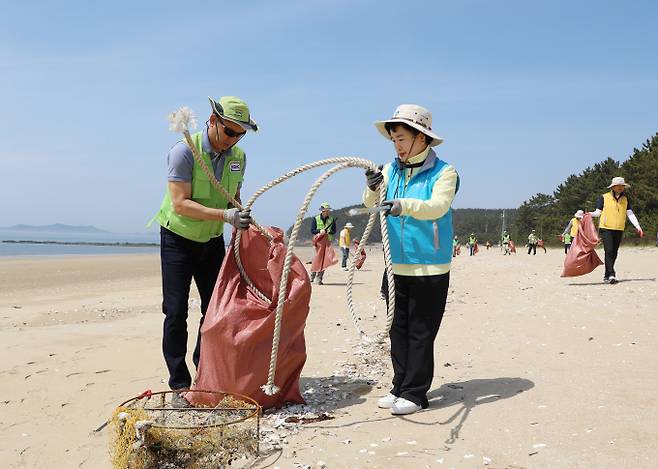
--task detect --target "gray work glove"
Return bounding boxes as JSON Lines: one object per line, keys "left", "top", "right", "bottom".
{"left": 382, "top": 200, "right": 402, "bottom": 217}
{"left": 223, "top": 208, "right": 252, "bottom": 230}
{"left": 365, "top": 168, "right": 384, "bottom": 191}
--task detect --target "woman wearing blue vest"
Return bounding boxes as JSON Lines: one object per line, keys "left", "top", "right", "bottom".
{"left": 363, "top": 104, "right": 459, "bottom": 415}
{"left": 589, "top": 177, "right": 644, "bottom": 284}
{"left": 154, "top": 96, "right": 255, "bottom": 406}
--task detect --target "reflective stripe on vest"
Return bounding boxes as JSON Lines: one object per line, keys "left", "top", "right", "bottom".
{"left": 386, "top": 158, "right": 454, "bottom": 265}
{"left": 315, "top": 215, "right": 335, "bottom": 241}
{"left": 599, "top": 192, "right": 627, "bottom": 231}
{"left": 154, "top": 131, "right": 244, "bottom": 243}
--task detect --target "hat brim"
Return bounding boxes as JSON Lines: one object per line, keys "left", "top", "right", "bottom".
{"left": 375, "top": 119, "right": 443, "bottom": 146}
{"left": 607, "top": 182, "right": 630, "bottom": 188}
{"left": 208, "top": 97, "right": 258, "bottom": 132}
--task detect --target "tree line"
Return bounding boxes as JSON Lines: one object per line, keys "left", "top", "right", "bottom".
{"left": 515, "top": 133, "right": 658, "bottom": 246}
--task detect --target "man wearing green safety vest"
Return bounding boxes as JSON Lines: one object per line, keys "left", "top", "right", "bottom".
{"left": 468, "top": 233, "right": 477, "bottom": 256}
{"left": 502, "top": 230, "right": 511, "bottom": 255}
{"left": 527, "top": 230, "right": 538, "bottom": 255}
{"left": 310, "top": 202, "right": 337, "bottom": 284}
{"left": 154, "top": 96, "right": 256, "bottom": 405}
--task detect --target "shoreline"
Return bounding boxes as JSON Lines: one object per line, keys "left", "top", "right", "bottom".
{"left": 1, "top": 239, "right": 158, "bottom": 247}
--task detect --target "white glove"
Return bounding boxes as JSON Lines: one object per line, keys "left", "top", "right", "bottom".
{"left": 223, "top": 208, "right": 252, "bottom": 230}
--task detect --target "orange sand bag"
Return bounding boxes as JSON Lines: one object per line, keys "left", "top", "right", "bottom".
{"left": 311, "top": 232, "right": 338, "bottom": 273}
{"left": 509, "top": 240, "right": 517, "bottom": 253}
{"left": 561, "top": 213, "right": 603, "bottom": 277}
{"left": 353, "top": 240, "right": 367, "bottom": 270}
{"left": 188, "top": 226, "right": 311, "bottom": 409}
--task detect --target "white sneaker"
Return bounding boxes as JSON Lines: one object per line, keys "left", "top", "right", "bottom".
{"left": 609, "top": 276, "right": 618, "bottom": 284}
{"left": 390, "top": 397, "right": 422, "bottom": 415}
{"left": 377, "top": 393, "right": 398, "bottom": 409}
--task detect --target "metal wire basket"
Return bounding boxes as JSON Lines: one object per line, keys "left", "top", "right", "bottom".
{"left": 110, "top": 389, "right": 261, "bottom": 469}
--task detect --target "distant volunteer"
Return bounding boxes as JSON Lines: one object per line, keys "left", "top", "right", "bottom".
{"left": 339, "top": 223, "right": 354, "bottom": 270}
{"left": 561, "top": 210, "right": 583, "bottom": 254}
{"left": 502, "top": 230, "right": 511, "bottom": 255}
{"left": 363, "top": 104, "right": 459, "bottom": 416}
{"left": 467, "top": 233, "right": 477, "bottom": 256}
{"left": 589, "top": 177, "right": 644, "bottom": 284}
{"left": 153, "top": 96, "right": 256, "bottom": 406}
{"left": 527, "top": 230, "right": 538, "bottom": 255}
{"left": 310, "top": 202, "right": 337, "bottom": 284}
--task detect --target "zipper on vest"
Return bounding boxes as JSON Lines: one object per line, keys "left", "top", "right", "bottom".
{"left": 433, "top": 221, "right": 439, "bottom": 251}
{"left": 400, "top": 217, "right": 405, "bottom": 261}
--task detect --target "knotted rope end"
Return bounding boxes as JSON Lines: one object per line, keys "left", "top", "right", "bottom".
{"left": 168, "top": 106, "right": 197, "bottom": 133}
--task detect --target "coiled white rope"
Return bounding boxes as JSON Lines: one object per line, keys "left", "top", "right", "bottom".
{"left": 168, "top": 109, "right": 395, "bottom": 397}
{"left": 235, "top": 158, "right": 396, "bottom": 395}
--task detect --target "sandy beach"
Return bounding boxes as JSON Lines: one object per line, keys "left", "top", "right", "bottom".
{"left": 1, "top": 244, "right": 657, "bottom": 468}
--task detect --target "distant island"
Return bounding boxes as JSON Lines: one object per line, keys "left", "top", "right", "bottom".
{"left": 2, "top": 224, "right": 110, "bottom": 233}
{"left": 1, "top": 240, "right": 158, "bottom": 248}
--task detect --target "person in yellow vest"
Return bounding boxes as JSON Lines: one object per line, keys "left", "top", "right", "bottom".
{"left": 310, "top": 202, "right": 337, "bottom": 284}
{"left": 339, "top": 222, "right": 354, "bottom": 270}
{"left": 589, "top": 177, "right": 644, "bottom": 284}
{"left": 153, "top": 96, "right": 256, "bottom": 405}
{"left": 561, "top": 209, "right": 583, "bottom": 253}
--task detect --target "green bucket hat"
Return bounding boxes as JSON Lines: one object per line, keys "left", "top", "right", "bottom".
{"left": 208, "top": 96, "right": 258, "bottom": 132}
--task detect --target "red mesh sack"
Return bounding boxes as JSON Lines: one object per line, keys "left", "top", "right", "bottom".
{"left": 561, "top": 213, "right": 603, "bottom": 277}
{"left": 353, "top": 239, "right": 367, "bottom": 270}
{"left": 509, "top": 240, "right": 517, "bottom": 253}
{"left": 187, "top": 226, "right": 311, "bottom": 409}
{"left": 311, "top": 232, "right": 338, "bottom": 273}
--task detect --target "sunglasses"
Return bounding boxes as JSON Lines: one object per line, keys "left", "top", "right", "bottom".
{"left": 217, "top": 116, "right": 246, "bottom": 139}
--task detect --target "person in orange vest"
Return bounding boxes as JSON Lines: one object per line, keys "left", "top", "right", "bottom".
{"left": 589, "top": 177, "right": 644, "bottom": 284}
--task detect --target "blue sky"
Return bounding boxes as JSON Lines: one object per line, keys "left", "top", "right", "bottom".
{"left": 1, "top": 0, "right": 657, "bottom": 233}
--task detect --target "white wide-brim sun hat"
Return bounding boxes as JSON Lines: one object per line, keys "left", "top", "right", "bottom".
{"left": 607, "top": 176, "right": 630, "bottom": 188}
{"left": 574, "top": 210, "right": 584, "bottom": 219}
{"left": 375, "top": 104, "right": 443, "bottom": 147}
{"left": 344, "top": 223, "right": 354, "bottom": 229}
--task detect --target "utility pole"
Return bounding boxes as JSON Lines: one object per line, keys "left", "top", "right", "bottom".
{"left": 501, "top": 210, "right": 505, "bottom": 249}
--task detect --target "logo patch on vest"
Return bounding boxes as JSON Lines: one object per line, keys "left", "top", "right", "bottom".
{"left": 229, "top": 162, "right": 241, "bottom": 172}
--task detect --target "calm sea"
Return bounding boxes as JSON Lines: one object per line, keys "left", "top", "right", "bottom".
{"left": 0, "top": 229, "right": 160, "bottom": 257}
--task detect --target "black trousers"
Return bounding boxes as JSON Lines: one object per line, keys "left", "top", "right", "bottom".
{"left": 387, "top": 272, "right": 450, "bottom": 408}
{"left": 160, "top": 227, "right": 225, "bottom": 390}
{"left": 527, "top": 244, "right": 537, "bottom": 255}
{"left": 600, "top": 228, "right": 623, "bottom": 279}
